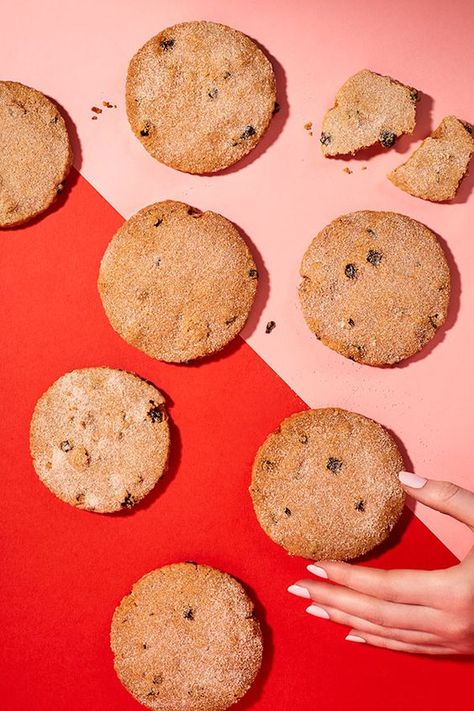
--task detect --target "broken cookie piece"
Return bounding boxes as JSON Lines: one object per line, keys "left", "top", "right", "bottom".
{"left": 388, "top": 115, "right": 474, "bottom": 201}
{"left": 320, "top": 69, "right": 418, "bottom": 157}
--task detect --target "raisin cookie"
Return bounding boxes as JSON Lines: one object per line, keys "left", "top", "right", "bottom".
{"left": 29, "top": 368, "right": 170, "bottom": 513}
{"left": 299, "top": 211, "right": 450, "bottom": 365}
{"left": 0, "top": 81, "right": 73, "bottom": 227}
{"left": 388, "top": 116, "right": 474, "bottom": 201}
{"left": 111, "top": 563, "right": 263, "bottom": 711}
{"left": 320, "top": 70, "right": 418, "bottom": 156}
{"left": 250, "top": 408, "right": 405, "bottom": 560}
{"left": 98, "top": 200, "right": 258, "bottom": 363}
{"left": 126, "top": 21, "right": 276, "bottom": 173}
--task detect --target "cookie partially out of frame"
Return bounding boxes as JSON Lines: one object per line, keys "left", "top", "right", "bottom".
{"left": 126, "top": 21, "right": 276, "bottom": 173}
{"left": 0, "top": 81, "right": 73, "bottom": 227}
{"left": 98, "top": 200, "right": 258, "bottom": 363}
{"left": 388, "top": 116, "right": 474, "bottom": 201}
{"left": 250, "top": 408, "right": 405, "bottom": 560}
{"left": 110, "top": 563, "right": 263, "bottom": 711}
{"left": 320, "top": 69, "right": 418, "bottom": 156}
{"left": 298, "top": 210, "right": 450, "bottom": 365}
{"left": 29, "top": 368, "right": 170, "bottom": 513}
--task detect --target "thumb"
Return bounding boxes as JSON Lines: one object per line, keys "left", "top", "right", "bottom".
{"left": 398, "top": 471, "right": 474, "bottom": 529}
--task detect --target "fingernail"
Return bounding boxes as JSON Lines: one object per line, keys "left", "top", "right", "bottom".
{"left": 398, "top": 471, "right": 427, "bottom": 489}
{"left": 305, "top": 604, "right": 330, "bottom": 620}
{"left": 345, "top": 634, "right": 366, "bottom": 643}
{"left": 287, "top": 584, "right": 311, "bottom": 599}
{"left": 307, "top": 564, "right": 328, "bottom": 579}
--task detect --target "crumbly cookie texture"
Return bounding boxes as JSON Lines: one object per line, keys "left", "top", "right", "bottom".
{"left": 298, "top": 211, "right": 450, "bottom": 366}
{"left": 320, "top": 69, "right": 418, "bottom": 157}
{"left": 126, "top": 21, "right": 276, "bottom": 173}
{"left": 29, "top": 368, "right": 170, "bottom": 513}
{"left": 250, "top": 408, "right": 405, "bottom": 560}
{"left": 0, "top": 81, "right": 73, "bottom": 227}
{"left": 98, "top": 200, "right": 258, "bottom": 363}
{"left": 111, "top": 563, "right": 263, "bottom": 711}
{"left": 388, "top": 116, "right": 474, "bottom": 201}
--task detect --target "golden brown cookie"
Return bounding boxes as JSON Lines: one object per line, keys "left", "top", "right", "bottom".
{"left": 98, "top": 200, "right": 258, "bottom": 363}
{"left": 250, "top": 408, "right": 405, "bottom": 560}
{"left": 298, "top": 211, "right": 450, "bottom": 365}
{"left": 110, "top": 563, "right": 263, "bottom": 711}
{"left": 320, "top": 69, "right": 418, "bottom": 156}
{"left": 126, "top": 21, "right": 276, "bottom": 173}
{"left": 0, "top": 81, "right": 73, "bottom": 227}
{"left": 29, "top": 368, "right": 170, "bottom": 513}
{"left": 388, "top": 116, "right": 474, "bottom": 201}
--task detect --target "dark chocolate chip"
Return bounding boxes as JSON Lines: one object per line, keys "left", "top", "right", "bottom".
{"left": 121, "top": 491, "right": 136, "bottom": 509}
{"left": 241, "top": 125, "right": 256, "bottom": 140}
{"left": 185, "top": 561, "right": 198, "bottom": 567}
{"left": 184, "top": 608, "right": 194, "bottom": 620}
{"left": 154, "top": 218, "right": 163, "bottom": 227}
{"left": 355, "top": 500, "right": 365, "bottom": 512}
{"left": 429, "top": 314, "right": 439, "bottom": 329}
{"left": 273, "top": 102, "right": 280, "bottom": 115}
{"left": 320, "top": 132, "right": 332, "bottom": 146}
{"left": 379, "top": 130, "right": 396, "bottom": 148}
{"left": 60, "top": 440, "right": 72, "bottom": 452}
{"left": 284, "top": 507, "right": 292, "bottom": 516}
{"left": 410, "top": 89, "right": 419, "bottom": 102}
{"left": 147, "top": 690, "right": 157, "bottom": 699}
{"left": 462, "top": 122, "right": 473, "bottom": 134}
{"left": 143, "top": 642, "right": 148, "bottom": 649}
{"left": 225, "top": 316, "right": 237, "bottom": 325}
{"left": 345, "top": 264, "right": 357, "bottom": 279}
{"left": 265, "top": 320, "right": 276, "bottom": 334}
{"left": 223, "top": 71, "right": 232, "bottom": 79}
{"left": 153, "top": 675, "right": 163, "bottom": 685}
{"left": 75, "top": 492, "right": 85, "bottom": 503}
{"left": 140, "top": 123, "right": 151, "bottom": 137}
{"left": 160, "top": 38, "right": 175, "bottom": 50}
{"left": 327, "top": 457, "right": 342, "bottom": 473}
{"left": 348, "top": 318, "right": 355, "bottom": 327}
{"left": 249, "top": 268, "right": 258, "bottom": 279}
{"left": 367, "top": 250, "right": 382, "bottom": 266}
{"left": 148, "top": 402, "right": 164, "bottom": 423}
{"left": 208, "top": 88, "right": 218, "bottom": 99}
{"left": 367, "top": 228, "right": 376, "bottom": 237}
{"left": 155, "top": 257, "right": 161, "bottom": 267}
{"left": 299, "top": 434, "right": 308, "bottom": 444}
{"left": 263, "top": 460, "right": 275, "bottom": 470}
{"left": 187, "top": 206, "right": 202, "bottom": 217}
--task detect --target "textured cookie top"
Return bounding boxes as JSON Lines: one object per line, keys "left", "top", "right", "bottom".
{"left": 250, "top": 408, "right": 405, "bottom": 561}
{"left": 111, "top": 563, "right": 263, "bottom": 711}
{"left": 126, "top": 21, "right": 276, "bottom": 173}
{"left": 299, "top": 211, "right": 450, "bottom": 365}
{"left": 388, "top": 116, "right": 474, "bottom": 201}
{"left": 98, "top": 200, "right": 258, "bottom": 363}
{"left": 320, "top": 69, "right": 418, "bottom": 156}
{"left": 29, "top": 368, "right": 170, "bottom": 513}
{"left": 0, "top": 81, "right": 73, "bottom": 227}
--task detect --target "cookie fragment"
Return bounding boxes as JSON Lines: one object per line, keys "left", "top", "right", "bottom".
{"left": 250, "top": 408, "right": 405, "bottom": 560}
{"left": 388, "top": 116, "right": 474, "bottom": 201}
{"left": 298, "top": 211, "right": 450, "bottom": 365}
{"left": 320, "top": 70, "right": 418, "bottom": 157}
{"left": 98, "top": 200, "right": 258, "bottom": 363}
{"left": 111, "top": 563, "right": 263, "bottom": 711}
{"left": 126, "top": 21, "right": 276, "bottom": 173}
{"left": 29, "top": 368, "right": 170, "bottom": 513}
{"left": 0, "top": 81, "right": 73, "bottom": 227}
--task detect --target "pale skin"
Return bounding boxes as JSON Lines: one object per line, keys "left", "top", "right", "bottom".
{"left": 288, "top": 471, "right": 474, "bottom": 655}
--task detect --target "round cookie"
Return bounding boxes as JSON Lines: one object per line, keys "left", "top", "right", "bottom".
{"left": 299, "top": 211, "right": 450, "bottom": 365}
{"left": 98, "top": 200, "right": 258, "bottom": 363}
{"left": 29, "top": 367, "right": 170, "bottom": 513}
{"left": 110, "top": 563, "right": 263, "bottom": 711}
{"left": 0, "top": 81, "right": 73, "bottom": 227}
{"left": 126, "top": 21, "right": 276, "bottom": 173}
{"left": 250, "top": 408, "right": 405, "bottom": 561}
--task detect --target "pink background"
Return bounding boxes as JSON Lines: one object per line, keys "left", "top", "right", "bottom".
{"left": 2, "top": 0, "right": 473, "bottom": 557}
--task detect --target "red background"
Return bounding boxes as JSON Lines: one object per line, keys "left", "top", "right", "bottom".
{"left": 0, "top": 173, "right": 471, "bottom": 709}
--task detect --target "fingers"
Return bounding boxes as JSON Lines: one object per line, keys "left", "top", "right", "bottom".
{"left": 289, "top": 579, "right": 441, "bottom": 632}
{"left": 305, "top": 601, "right": 442, "bottom": 646}
{"left": 307, "top": 561, "right": 444, "bottom": 605}
{"left": 345, "top": 630, "right": 457, "bottom": 656}
{"left": 399, "top": 472, "right": 474, "bottom": 529}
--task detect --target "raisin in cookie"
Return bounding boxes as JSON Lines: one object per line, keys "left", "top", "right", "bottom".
{"left": 0, "top": 81, "right": 73, "bottom": 227}
{"left": 298, "top": 211, "right": 450, "bottom": 365}
{"left": 320, "top": 69, "right": 418, "bottom": 156}
{"left": 250, "top": 408, "right": 405, "bottom": 560}
{"left": 126, "top": 21, "right": 276, "bottom": 173}
{"left": 111, "top": 563, "right": 263, "bottom": 711}
{"left": 98, "top": 200, "right": 258, "bottom": 363}
{"left": 29, "top": 368, "right": 170, "bottom": 513}
{"left": 388, "top": 116, "right": 474, "bottom": 201}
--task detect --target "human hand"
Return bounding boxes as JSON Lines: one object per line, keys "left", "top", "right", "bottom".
{"left": 288, "top": 472, "right": 474, "bottom": 655}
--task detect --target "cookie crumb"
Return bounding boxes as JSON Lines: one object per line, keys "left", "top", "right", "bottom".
{"left": 91, "top": 116, "right": 98, "bottom": 120}
{"left": 265, "top": 320, "right": 276, "bottom": 334}
{"left": 343, "top": 167, "right": 353, "bottom": 174}
{"left": 361, "top": 166, "right": 367, "bottom": 171}
{"left": 304, "top": 121, "right": 313, "bottom": 136}
{"left": 91, "top": 106, "right": 102, "bottom": 114}
{"left": 102, "top": 101, "right": 115, "bottom": 109}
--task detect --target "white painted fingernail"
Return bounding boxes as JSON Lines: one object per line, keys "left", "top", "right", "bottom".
{"left": 305, "top": 604, "right": 330, "bottom": 620}
{"left": 345, "top": 634, "right": 366, "bottom": 643}
{"left": 398, "top": 471, "right": 427, "bottom": 489}
{"left": 307, "top": 564, "right": 328, "bottom": 579}
{"left": 287, "top": 584, "right": 311, "bottom": 599}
